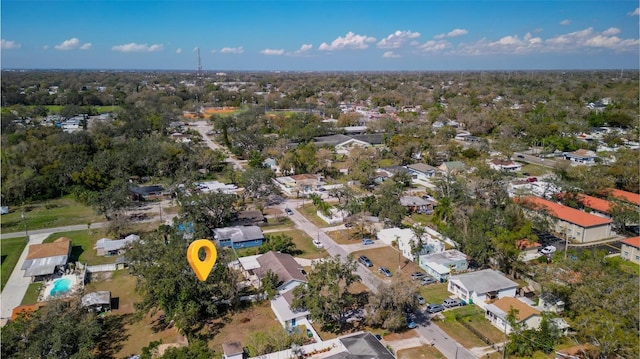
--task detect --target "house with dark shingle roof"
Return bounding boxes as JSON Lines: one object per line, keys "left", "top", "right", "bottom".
{"left": 517, "top": 196, "right": 613, "bottom": 243}
{"left": 254, "top": 251, "right": 307, "bottom": 292}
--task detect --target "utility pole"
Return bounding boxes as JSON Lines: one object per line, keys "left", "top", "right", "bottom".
{"left": 21, "top": 208, "right": 29, "bottom": 241}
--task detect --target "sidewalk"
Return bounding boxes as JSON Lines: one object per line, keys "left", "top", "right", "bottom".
{"left": 1, "top": 233, "right": 51, "bottom": 321}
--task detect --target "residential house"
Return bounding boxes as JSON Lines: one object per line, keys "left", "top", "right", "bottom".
{"left": 274, "top": 174, "right": 324, "bottom": 197}
{"left": 489, "top": 158, "right": 522, "bottom": 172}
{"left": 81, "top": 291, "right": 111, "bottom": 313}
{"left": 400, "top": 196, "right": 434, "bottom": 214}
{"left": 562, "top": 149, "right": 597, "bottom": 165}
{"left": 129, "top": 185, "right": 165, "bottom": 201}
{"left": 405, "top": 163, "right": 440, "bottom": 180}
{"left": 620, "top": 236, "right": 640, "bottom": 264}
{"left": 21, "top": 237, "right": 72, "bottom": 280}
{"left": 313, "top": 134, "right": 372, "bottom": 155}
{"left": 213, "top": 226, "right": 264, "bottom": 249}
{"left": 254, "top": 251, "right": 307, "bottom": 293}
{"left": 418, "top": 250, "right": 468, "bottom": 282}
{"left": 94, "top": 234, "right": 140, "bottom": 256}
{"left": 271, "top": 290, "right": 311, "bottom": 332}
{"left": 231, "top": 210, "right": 266, "bottom": 227}
{"left": 538, "top": 292, "right": 565, "bottom": 314}
{"left": 516, "top": 239, "right": 541, "bottom": 260}
{"left": 438, "top": 161, "right": 466, "bottom": 175}
{"left": 485, "top": 297, "right": 542, "bottom": 334}
{"left": 195, "top": 181, "right": 239, "bottom": 195}
{"left": 377, "top": 227, "right": 444, "bottom": 262}
{"left": 517, "top": 196, "right": 613, "bottom": 243}
{"left": 222, "top": 342, "right": 244, "bottom": 359}
{"left": 448, "top": 269, "right": 519, "bottom": 308}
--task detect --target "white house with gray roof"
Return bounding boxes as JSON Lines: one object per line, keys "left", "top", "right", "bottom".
{"left": 418, "top": 249, "right": 468, "bottom": 282}
{"left": 447, "top": 269, "right": 518, "bottom": 308}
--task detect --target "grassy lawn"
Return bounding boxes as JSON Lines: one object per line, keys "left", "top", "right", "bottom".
{"left": 84, "top": 271, "right": 186, "bottom": 358}
{"left": 1, "top": 197, "right": 102, "bottom": 234}
{"left": 207, "top": 301, "right": 283, "bottom": 353}
{"left": 1, "top": 237, "right": 27, "bottom": 290}
{"left": 405, "top": 213, "right": 434, "bottom": 226}
{"left": 520, "top": 163, "right": 552, "bottom": 176}
{"left": 436, "top": 305, "right": 506, "bottom": 349}
{"left": 21, "top": 282, "right": 44, "bottom": 305}
{"left": 397, "top": 345, "right": 445, "bottom": 359}
{"left": 44, "top": 229, "right": 117, "bottom": 265}
{"left": 418, "top": 282, "right": 452, "bottom": 304}
{"left": 298, "top": 204, "right": 334, "bottom": 228}
{"left": 261, "top": 216, "right": 294, "bottom": 230}
{"left": 325, "top": 229, "right": 360, "bottom": 245}
{"left": 269, "top": 229, "right": 327, "bottom": 260}
{"left": 351, "top": 246, "right": 421, "bottom": 280}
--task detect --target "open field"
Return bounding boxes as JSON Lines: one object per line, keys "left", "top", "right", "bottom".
{"left": 266, "top": 229, "right": 327, "bottom": 260}
{"left": 418, "top": 282, "right": 453, "bottom": 304}
{"left": 326, "top": 229, "right": 361, "bottom": 245}
{"left": 351, "top": 246, "right": 421, "bottom": 280}
{"left": 1, "top": 236, "right": 27, "bottom": 290}
{"left": 1, "top": 197, "right": 102, "bottom": 234}
{"left": 397, "top": 345, "right": 445, "bottom": 359}
{"left": 436, "top": 305, "right": 506, "bottom": 349}
{"left": 85, "top": 271, "right": 186, "bottom": 358}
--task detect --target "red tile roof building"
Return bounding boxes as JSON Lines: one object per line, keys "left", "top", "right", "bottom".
{"left": 517, "top": 196, "right": 613, "bottom": 244}
{"left": 603, "top": 188, "right": 640, "bottom": 207}
{"left": 620, "top": 236, "right": 640, "bottom": 264}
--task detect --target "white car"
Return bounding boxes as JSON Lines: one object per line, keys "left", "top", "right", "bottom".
{"left": 312, "top": 239, "right": 323, "bottom": 248}
{"left": 540, "top": 245, "right": 557, "bottom": 255}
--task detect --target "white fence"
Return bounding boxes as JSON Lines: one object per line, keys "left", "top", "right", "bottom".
{"left": 86, "top": 264, "right": 117, "bottom": 273}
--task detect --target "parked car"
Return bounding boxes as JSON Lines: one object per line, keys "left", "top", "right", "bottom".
{"left": 415, "top": 294, "right": 426, "bottom": 305}
{"left": 362, "top": 238, "right": 374, "bottom": 245}
{"left": 540, "top": 245, "right": 557, "bottom": 255}
{"left": 379, "top": 266, "right": 392, "bottom": 277}
{"left": 526, "top": 177, "right": 538, "bottom": 182}
{"left": 443, "top": 298, "right": 462, "bottom": 308}
{"left": 406, "top": 316, "right": 417, "bottom": 329}
{"left": 426, "top": 304, "right": 445, "bottom": 314}
{"left": 285, "top": 208, "right": 294, "bottom": 215}
{"left": 312, "top": 239, "right": 323, "bottom": 248}
{"left": 358, "top": 255, "right": 373, "bottom": 267}
{"left": 421, "top": 277, "right": 437, "bottom": 286}
{"left": 411, "top": 272, "right": 426, "bottom": 280}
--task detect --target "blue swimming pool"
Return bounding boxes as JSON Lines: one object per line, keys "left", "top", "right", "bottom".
{"left": 49, "top": 277, "right": 72, "bottom": 296}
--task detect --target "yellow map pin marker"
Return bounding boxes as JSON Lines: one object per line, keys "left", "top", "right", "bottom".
{"left": 187, "top": 239, "right": 217, "bottom": 281}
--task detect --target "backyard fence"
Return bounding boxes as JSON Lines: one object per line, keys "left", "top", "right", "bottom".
{"left": 86, "top": 264, "right": 117, "bottom": 273}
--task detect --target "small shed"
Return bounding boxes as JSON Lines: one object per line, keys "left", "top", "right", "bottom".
{"left": 81, "top": 291, "right": 111, "bottom": 313}
{"left": 222, "top": 341, "right": 244, "bottom": 359}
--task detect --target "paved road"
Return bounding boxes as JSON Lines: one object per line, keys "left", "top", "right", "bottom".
{"left": 275, "top": 200, "right": 479, "bottom": 358}
{"left": 192, "top": 120, "right": 247, "bottom": 171}
{"left": 1, "top": 233, "right": 50, "bottom": 320}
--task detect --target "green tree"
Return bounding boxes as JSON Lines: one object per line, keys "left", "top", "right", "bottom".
{"left": 127, "top": 229, "right": 242, "bottom": 335}
{"left": 178, "top": 190, "right": 238, "bottom": 236}
{"left": 259, "top": 234, "right": 298, "bottom": 255}
{"left": 292, "top": 255, "right": 360, "bottom": 332}
{"left": 1, "top": 298, "right": 103, "bottom": 359}
{"left": 366, "top": 279, "right": 418, "bottom": 332}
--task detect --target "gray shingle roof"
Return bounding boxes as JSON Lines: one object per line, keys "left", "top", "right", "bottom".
{"left": 449, "top": 269, "right": 518, "bottom": 294}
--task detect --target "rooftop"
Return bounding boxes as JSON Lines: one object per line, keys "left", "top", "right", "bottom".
{"left": 26, "top": 237, "right": 71, "bottom": 259}
{"left": 489, "top": 297, "right": 541, "bottom": 322}
{"left": 255, "top": 251, "right": 307, "bottom": 286}
{"left": 449, "top": 269, "right": 518, "bottom": 294}
{"left": 621, "top": 236, "right": 640, "bottom": 249}
{"left": 517, "top": 196, "right": 612, "bottom": 228}
{"left": 604, "top": 188, "right": 640, "bottom": 206}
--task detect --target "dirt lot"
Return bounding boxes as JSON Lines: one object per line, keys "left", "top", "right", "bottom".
{"left": 351, "top": 246, "right": 421, "bottom": 280}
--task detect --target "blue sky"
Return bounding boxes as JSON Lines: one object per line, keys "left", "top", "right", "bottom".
{"left": 2, "top": 1, "right": 639, "bottom": 71}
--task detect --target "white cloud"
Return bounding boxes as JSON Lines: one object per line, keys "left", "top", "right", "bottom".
{"left": 220, "top": 46, "right": 244, "bottom": 54}
{"left": 260, "top": 48, "right": 285, "bottom": 55}
{"left": 382, "top": 51, "right": 400, "bottom": 58}
{"left": 377, "top": 30, "right": 420, "bottom": 49}
{"left": 418, "top": 40, "right": 451, "bottom": 52}
{"left": 176, "top": 48, "right": 182, "bottom": 54}
{"left": 602, "top": 27, "right": 621, "bottom": 36}
{"left": 560, "top": 19, "right": 571, "bottom": 25}
{"left": 629, "top": 8, "right": 640, "bottom": 16}
{"left": 319, "top": 32, "right": 376, "bottom": 51}
{"left": 54, "top": 37, "right": 91, "bottom": 50}
{"left": 54, "top": 37, "right": 91, "bottom": 51}
{"left": 112, "top": 43, "right": 164, "bottom": 52}
{"left": 434, "top": 28, "right": 468, "bottom": 39}
{"left": 452, "top": 27, "right": 638, "bottom": 56}
{"left": 288, "top": 44, "right": 313, "bottom": 56}
{"left": 1, "top": 39, "right": 21, "bottom": 49}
